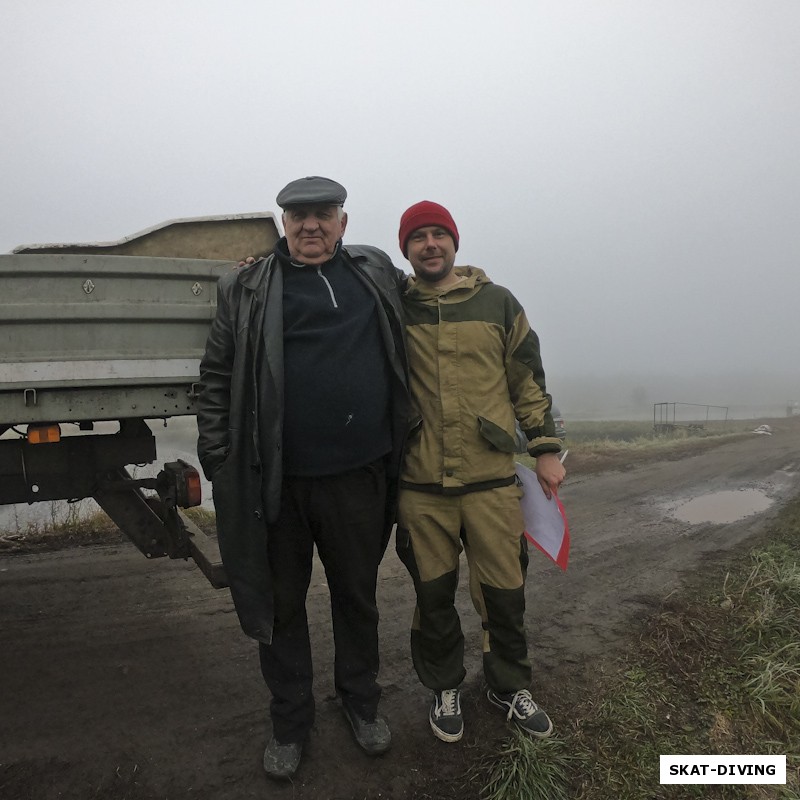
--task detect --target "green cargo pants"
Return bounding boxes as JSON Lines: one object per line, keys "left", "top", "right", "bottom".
{"left": 396, "top": 483, "right": 531, "bottom": 693}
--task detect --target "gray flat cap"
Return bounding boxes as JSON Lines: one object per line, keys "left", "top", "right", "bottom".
{"left": 276, "top": 176, "right": 347, "bottom": 208}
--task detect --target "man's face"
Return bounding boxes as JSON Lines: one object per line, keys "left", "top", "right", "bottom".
{"left": 406, "top": 226, "right": 457, "bottom": 286}
{"left": 282, "top": 204, "right": 347, "bottom": 265}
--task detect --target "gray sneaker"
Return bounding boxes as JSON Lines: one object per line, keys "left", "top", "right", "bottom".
{"left": 429, "top": 689, "right": 464, "bottom": 742}
{"left": 487, "top": 689, "right": 553, "bottom": 738}
{"left": 342, "top": 703, "right": 392, "bottom": 755}
{"left": 263, "top": 738, "right": 303, "bottom": 780}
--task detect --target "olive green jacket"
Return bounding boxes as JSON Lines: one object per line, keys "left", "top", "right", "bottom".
{"left": 401, "top": 266, "right": 561, "bottom": 494}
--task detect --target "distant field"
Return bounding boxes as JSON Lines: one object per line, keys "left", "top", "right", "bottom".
{"left": 521, "top": 416, "right": 777, "bottom": 475}
{"left": 563, "top": 417, "right": 759, "bottom": 444}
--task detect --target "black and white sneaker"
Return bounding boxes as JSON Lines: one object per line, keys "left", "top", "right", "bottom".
{"left": 429, "top": 689, "right": 464, "bottom": 742}
{"left": 487, "top": 689, "right": 553, "bottom": 738}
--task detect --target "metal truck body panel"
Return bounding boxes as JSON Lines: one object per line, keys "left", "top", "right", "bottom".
{"left": 1, "top": 213, "right": 279, "bottom": 427}
{"left": 1, "top": 254, "right": 228, "bottom": 425}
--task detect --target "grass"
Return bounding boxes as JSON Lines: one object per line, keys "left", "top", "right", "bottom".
{"left": 182, "top": 505, "right": 218, "bottom": 536}
{"left": 475, "top": 734, "right": 578, "bottom": 800}
{"left": 467, "top": 496, "right": 800, "bottom": 800}
{"left": 0, "top": 499, "right": 216, "bottom": 554}
{"left": 0, "top": 499, "right": 121, "bottom": 552}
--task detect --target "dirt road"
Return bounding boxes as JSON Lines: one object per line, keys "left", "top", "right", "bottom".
{"left": 2, "top": 417, "right": 799, "bottom": 799}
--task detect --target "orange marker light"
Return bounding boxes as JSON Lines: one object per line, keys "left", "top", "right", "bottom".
{"left": 27, "top": 424, "right": 61, "bottom": 444}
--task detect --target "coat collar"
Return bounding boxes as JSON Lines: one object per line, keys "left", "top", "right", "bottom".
{"left": 237, "top": 254, "right": 275, "bottom": 291}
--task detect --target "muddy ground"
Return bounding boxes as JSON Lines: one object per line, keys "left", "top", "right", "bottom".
{"left": 1, "top": 417, "right": 799, "bottom": 799}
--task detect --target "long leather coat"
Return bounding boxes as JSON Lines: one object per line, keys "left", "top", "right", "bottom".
{"left": 197, "top": 244, "right": 409, "bottom": 643}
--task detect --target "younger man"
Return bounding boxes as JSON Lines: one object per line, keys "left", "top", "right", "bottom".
{"left": 395, "top": 201, "right": 565, "bottom": 742}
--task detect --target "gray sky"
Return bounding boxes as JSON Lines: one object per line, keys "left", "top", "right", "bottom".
{"left": 3, "top": 1, "right": 799, "bottom": 415}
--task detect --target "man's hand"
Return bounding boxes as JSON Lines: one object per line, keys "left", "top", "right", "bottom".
{"left": 535, "top": 452, "right": 566, "bottom": 500}
{"left": 237, "top": 256, "right": 257, "bottom": 267}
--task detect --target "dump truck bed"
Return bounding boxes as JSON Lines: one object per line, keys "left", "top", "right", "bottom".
{"left": 1, "top": 213, "right": 279, "bottom": 427}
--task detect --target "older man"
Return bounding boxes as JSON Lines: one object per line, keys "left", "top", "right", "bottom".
{"left": 197, "top": 177, "right": 408, "bottom": 779}
{"left": 394, "top": 201, "right": 565, "bottom": 743}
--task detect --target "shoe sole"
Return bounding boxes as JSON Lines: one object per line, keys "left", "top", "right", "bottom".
{"left": 486, "top": 691, "right": 554, "bottom": 739}
{"left": 517, "top": 719, "right": 554, "bottom": 739}
{"left": 355, "top": 738, "right": 392, "bottom": 756}
{"left": 429, "top": 716, "right": 464, "bottom": 743}
{"left": 264, "top": 768, "right": 297, "bottom": 781}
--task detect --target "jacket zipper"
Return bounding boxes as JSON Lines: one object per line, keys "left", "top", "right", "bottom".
{"left": 316, "top": 266, "right": 339, "bottom": 308}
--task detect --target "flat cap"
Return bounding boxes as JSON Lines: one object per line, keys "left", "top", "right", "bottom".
{"left": 276, "top": 176, "right": 347, "bottom": 209}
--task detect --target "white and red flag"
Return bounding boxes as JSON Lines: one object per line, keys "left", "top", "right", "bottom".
{"left": 515, "top": 462, "right": 570, "bottom": 571}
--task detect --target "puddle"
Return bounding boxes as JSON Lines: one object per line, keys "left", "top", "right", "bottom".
{"left": 673, "top": 490, "right": 773, "bottom": 524}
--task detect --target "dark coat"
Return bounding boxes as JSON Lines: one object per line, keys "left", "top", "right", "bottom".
{"left": 196, "top": 244, "right": 409, "bottom": 643}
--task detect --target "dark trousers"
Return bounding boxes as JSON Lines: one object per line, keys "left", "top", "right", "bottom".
{"left": 259, "top": 460, "right": 388, "bottom": 744}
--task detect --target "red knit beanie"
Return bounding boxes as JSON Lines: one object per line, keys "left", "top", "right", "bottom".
{"left": 398, "top": 201, "right": 460, "bottom": 256}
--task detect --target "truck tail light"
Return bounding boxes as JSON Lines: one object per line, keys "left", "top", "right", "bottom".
{"left": 160, "top": 459, "right": 202, "bottom": 508}
{"left": 183, "top": 466, "right": 202, "bottom": 507}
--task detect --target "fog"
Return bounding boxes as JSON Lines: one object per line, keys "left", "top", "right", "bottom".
{"left": 2, "top": 1, "right": 799, "bottom": 418}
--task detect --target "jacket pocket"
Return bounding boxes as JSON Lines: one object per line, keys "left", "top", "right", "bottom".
{"left": 209, "top": 450, "right": 233, "bottom": 484}
{"left": 407, "top": 415, "right": 423, "bottom": 440}
{"left": 201, "top": 445, "right": 229, "bottom": 481}
{"left": 205, "top": 430, "right": 237, "bottom": 479}
{"left": 477, "top": 416, "right": 518, "bottom": 453}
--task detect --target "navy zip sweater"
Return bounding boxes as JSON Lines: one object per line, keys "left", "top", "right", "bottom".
{"left": 277, "top": 242, "right": 392, "bottom": 476}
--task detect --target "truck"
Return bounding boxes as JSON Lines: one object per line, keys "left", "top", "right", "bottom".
{"left": 0, "top": 213, "right": 281, "bottom": 587}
